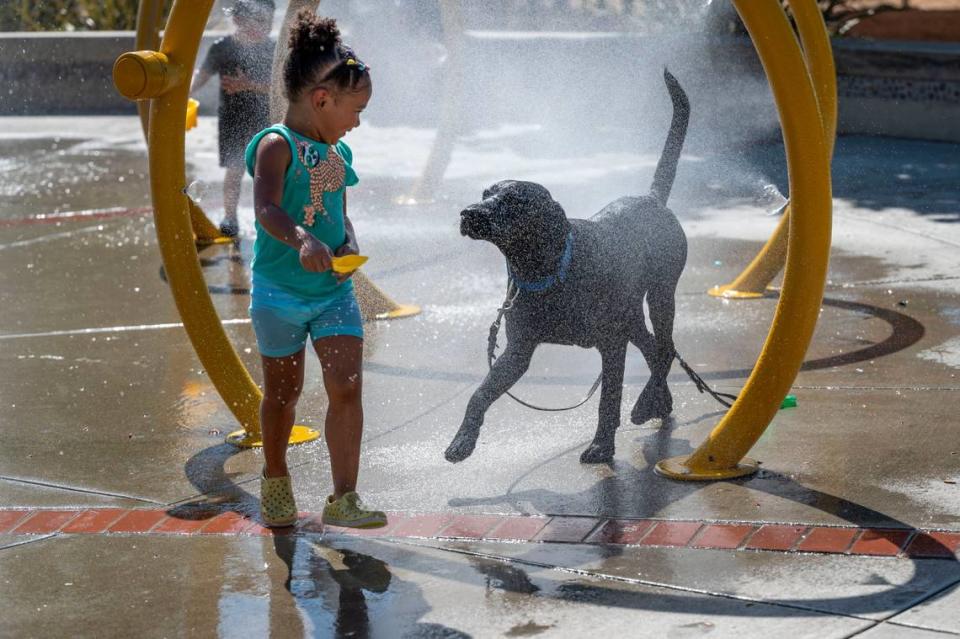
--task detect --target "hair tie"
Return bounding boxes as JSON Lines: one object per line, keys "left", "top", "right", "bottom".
{"left": 345, "top": 58, "right": 369, "bottom": 72}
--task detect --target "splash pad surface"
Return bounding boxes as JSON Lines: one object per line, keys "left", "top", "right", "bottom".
{"left": 2, "top": 110, "right": 960, "bottom": 634}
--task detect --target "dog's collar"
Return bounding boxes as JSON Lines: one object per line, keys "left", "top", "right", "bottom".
{"left": 508, "top": 231, "right": 574, "bottom": 293}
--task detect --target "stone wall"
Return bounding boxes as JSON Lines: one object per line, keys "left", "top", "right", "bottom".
{"left": 0, "top": 31, "right": 223, "bottom": 116}
{"left": 834, "top": 38, "right": 960, "bottom": 143}
{"left": 1, "top": 30, "right": 958, "bottom": 143}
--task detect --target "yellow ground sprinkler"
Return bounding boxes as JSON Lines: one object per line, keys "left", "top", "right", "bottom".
{"left": 707, "top": 1, "right": 838, "bottom": 300}
{"left": 113, "top": 0, "right": 314, "bottom": 448}
{"left": 656, "top": 0, "right": 834, "bottom": 480}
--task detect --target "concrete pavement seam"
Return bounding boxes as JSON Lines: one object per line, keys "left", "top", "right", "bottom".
{"left": 0, "top": 223, "right": 104, "bottom": 252}
{"left": 386, "top": 536, "right": 878, "bottom": 623}
{"left": 851, "top": 576, "right": 960, "bottom": 638}
{"left": 0, "top": 475, "right": 163, "bottom": 506}
{"left": 0, "top": 533, "right": 58, "bottom": 552}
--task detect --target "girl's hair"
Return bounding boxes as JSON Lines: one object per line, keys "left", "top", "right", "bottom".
{"left": 284, "top": 12, "right": 370, "bottom": 101}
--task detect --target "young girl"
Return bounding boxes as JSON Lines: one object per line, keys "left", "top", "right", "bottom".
{"left": 245, "top": 12, "right": 385, "bottom": 529}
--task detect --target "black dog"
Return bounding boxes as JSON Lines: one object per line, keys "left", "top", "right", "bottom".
{"left": 445, "top": 70, "right": 690, "bottom": 464}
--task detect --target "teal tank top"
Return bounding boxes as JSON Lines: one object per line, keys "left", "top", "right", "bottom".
{"left": 244, "top": 124, "right": 359, "bottom": 301}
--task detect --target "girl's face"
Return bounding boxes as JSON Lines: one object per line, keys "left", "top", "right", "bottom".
{"left": 311, "top": 82, "right": 372, "bottom": 145}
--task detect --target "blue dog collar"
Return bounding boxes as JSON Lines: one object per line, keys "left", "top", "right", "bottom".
{"left": 509, "top": 232, "right": 574, "bottom": 293}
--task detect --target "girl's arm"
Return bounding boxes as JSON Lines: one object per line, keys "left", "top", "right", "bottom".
{"left": 190, "top": 67, "right": 213, "bottom": 93}
{"left": 253, "top": 134, "right": 333, "bottom": 272}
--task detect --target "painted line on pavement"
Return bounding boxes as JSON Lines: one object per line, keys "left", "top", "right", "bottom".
{"left": 0, "top": 206, "right": 152, "bottom": 228}
{"left": 0, "top": 508, "right": 958, "bottom": 560}
{"left": 0, "top": 224, "right": 105, "bottom": 252}
{"left": 0, "top": 318, "right": 251, "bottom": 341}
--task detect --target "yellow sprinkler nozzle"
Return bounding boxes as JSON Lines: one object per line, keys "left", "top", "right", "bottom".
{"left": 331, "top": 254, "right": 368, "bottom": 274}
{"left": 185, "top": 98, "right": 199, "bottom": 130}
{"left": 113, "top": 50, "right": 182, "bottom": 100}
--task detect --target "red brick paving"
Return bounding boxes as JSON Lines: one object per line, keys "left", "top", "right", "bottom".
{"left": 10, "top": 510, "right": 79, "bottom": 535}
{"left": 486, "top": 516, "right": 549, "bottom": 541}
{"left": 691, "top": 524, "right": 757, "bottom": 550}
{"left": 61, "top": 509, "right": 127, "bottom": 534}
{"left": 107, "top": 509, "right": 169, "bottom": 534}
{"left": 796, "top": 527, "right": 859, "bottom": 554}
{"left": 153, "top": 513, "right": 222, "bottom": 535}
{"left": 438, "top": 515, "right": 502, "bottom": 539}
{"left": 0, "top": 511, "right": 31, "bottom": 534}
{"left": 850, "top": 529, "right": 913, "bottom": 556}
{"left": 905, "top": 532, "right": 960, "bottom": 559}
{"left": 391, "top": 513, "right": 458, "bottom": 538}
{"left": 199, "top": 512, "right": 257, "bottom": 535}
{"left": 1, "top": 509, "right": 958, "bottom": 560}
{"left": 585, "top": 519, "right": 656, "bottom": 545}
{"left": 640, "top": 521, "right": 704, "bottom": 547}
{"left": 534, "top": 516, "right": 602, "bottom": 543}
{"left": 745, "top": 525, "right": 809, "bottom": 552}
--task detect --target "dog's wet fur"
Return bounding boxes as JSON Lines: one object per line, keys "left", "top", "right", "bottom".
{"left": 446, "top": 70, "right": 690, "bottom": 464}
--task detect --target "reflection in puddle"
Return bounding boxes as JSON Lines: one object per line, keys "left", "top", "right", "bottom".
{"left": 272, "top": 536, "right": 391, "bottom": 638}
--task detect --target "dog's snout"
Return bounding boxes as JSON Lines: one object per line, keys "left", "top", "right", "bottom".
{"left": 460, "top": 204, "right": 493, "bottom": 239}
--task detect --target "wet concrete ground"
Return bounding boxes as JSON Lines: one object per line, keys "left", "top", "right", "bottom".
{"left": 1, "top": 116, "right": 959, "bottom": 637}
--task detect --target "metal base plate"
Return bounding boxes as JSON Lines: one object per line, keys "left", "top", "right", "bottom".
{"left": 225, "top": 425, "right": 321, "bottom": 449}
{"left": 707, "top": 285, "right": 768, "bottom": 300}
{"left": 374, "top": 304, "right": 421, "bottom": 320}
{"left": 655, "top": 455, "right": 760, "bottom": 481}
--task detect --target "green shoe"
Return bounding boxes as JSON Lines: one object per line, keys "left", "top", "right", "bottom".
{"left": 260, "top": 473, "right": 298, "bottom": 528}
{"left": 322, "top": 492, "right": 387, "bottom": 529}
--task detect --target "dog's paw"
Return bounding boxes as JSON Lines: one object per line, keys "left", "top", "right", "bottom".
{"left": 444, "top": 432, "right": 478, "bottom": 463}
{"left": 579, "top": 443, "right": 614, "bottom": 464}
{"left": 631, "top": 387, "right": 673, "bottom": 425}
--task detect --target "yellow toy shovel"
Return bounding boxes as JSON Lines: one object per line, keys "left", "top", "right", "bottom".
{"left": 332, "top": 254, "right": 368, "bottom": 274}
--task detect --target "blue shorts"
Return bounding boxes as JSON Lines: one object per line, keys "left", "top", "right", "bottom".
{"left": 249, "top": 280, "right": 363, "bottom": 358}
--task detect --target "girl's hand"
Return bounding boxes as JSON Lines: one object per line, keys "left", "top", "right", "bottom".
{"left": 298, "top": 232, "right": 333, "bottom": 272}
{"left": 333, "top": 242, "right": 359, "bottom": 283}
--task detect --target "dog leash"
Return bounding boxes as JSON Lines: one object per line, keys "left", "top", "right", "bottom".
{"left": 673, "top": 352, "right": 738, "bottom": 408}
{"left": 487, "top": 283, "right": 737, "bottom": 412}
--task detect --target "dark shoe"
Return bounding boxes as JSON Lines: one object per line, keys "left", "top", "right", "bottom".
{"left": 219, "top": 218, "right": 239, "bottom": 238}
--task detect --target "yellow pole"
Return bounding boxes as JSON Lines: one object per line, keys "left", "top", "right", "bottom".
{"left": 656, "top": 0, "right": 833, "bottom": 480}
{"left": 134, "top": 0, "right": 164, "bottom": 139}
{"left": 132, "top": 0, "right": 228, "bottom": 246}
{"left": 708, "top": 0, "right": 837, "bottom": 299}
{"left": 114, "top": 0, "right": 319, "bottom": 448}
{"left": 399, "top": 0, "right": 464, "bottom": 205}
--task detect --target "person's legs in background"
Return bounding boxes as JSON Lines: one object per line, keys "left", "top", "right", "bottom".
{"left": 220, "top": 163, "right": 245, "bottom": 237}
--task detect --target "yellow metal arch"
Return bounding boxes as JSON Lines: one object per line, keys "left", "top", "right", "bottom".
{"left": 708, "top": 1, "right": 837, "bottom": 300}
{"left": 114, "top": 0, "right": 318, "bottom": 448}
{"left": 133, "top": 0, "right": 232, "bottom": 246}
{"left": 657, "top": 0, "right": 833, "bottom": 479}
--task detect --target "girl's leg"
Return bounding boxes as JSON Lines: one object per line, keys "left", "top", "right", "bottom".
{"left": 222, "top": 164, "right": 244, "bottom": 228}
{"left": 260, "top": 349, "right": 306, "bottom": 478}
{"left": 313, "top": 335, "right": 363, "bottom": 497}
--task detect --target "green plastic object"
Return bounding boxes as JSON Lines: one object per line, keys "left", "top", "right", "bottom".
{"left": 780, "top": 394, "right": 797, "bottom": 409}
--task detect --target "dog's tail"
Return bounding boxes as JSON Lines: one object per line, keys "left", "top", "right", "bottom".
{"left": 649, "top": 68, "right": 690, "bottom": 207}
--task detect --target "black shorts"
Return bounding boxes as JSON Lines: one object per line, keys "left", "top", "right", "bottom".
{"left": 218, "top": 94, "right": 269, "bottom": 167}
